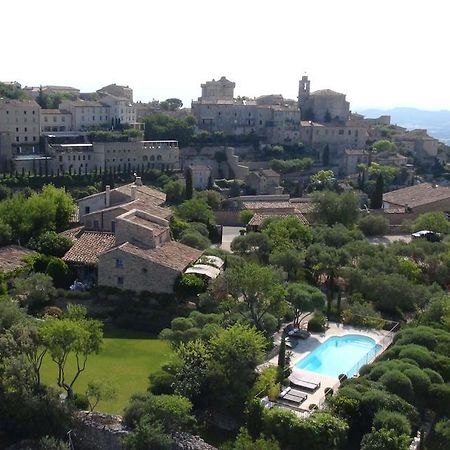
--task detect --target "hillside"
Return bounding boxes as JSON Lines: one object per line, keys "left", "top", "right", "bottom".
{"left": 357, "top": 107, "right": 450, "bottom": 144}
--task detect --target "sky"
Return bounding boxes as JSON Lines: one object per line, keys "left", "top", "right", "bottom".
{"left": 2, "top": 0, "right": 450, "bottom": 111}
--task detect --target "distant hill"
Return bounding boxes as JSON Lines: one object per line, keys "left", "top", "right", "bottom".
{"left": 356, "top": 107, "right": 450, "bottom": 144}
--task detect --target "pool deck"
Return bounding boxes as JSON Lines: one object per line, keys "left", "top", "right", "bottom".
{"left": 266, "top": 323, "right": 391, "bottom": 413}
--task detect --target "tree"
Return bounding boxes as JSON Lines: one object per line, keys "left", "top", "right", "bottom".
{"left": 194, "top": 190, "right": 223, "bottom": 210}
{"left": 179, "top": 230, "right": 211, "bottom": 250}
{"left": 143, "top": 114, "right": 195, "bottom": 146}
{"left": 208, "top": 324, "right": 267, "bottom": 415}
{"left": 286, "top": 283, "right": 326, "bottom": 327}
{"left": 360, "top": 428, "right": 410, "bottom": 450}
{"left": 433, "top": 419, "right": 450, "bottom": 450}
{"left": 231, "top": 232, "right": 273, "bottom": 263}
{"left": 358, "top": 214, "right": 389, "bottom": 236}
{"left": 28, "top": 231, "right": 73, "bottom": 257}
{"left": 269, "top": 249, "right": 304, "bottom": 281}
{"left": 0, "top": 319, "right": 47, "bottom": 389}
{"left": 0, "top": 219, "right": 12, "bottom": 246}
{"left": 226, "top": 263, "right": 286, "bottom": 331}
{"left": 370, "top": 173, "right": 384, "bottom": 209}
{"left": 412, "top": 212, "right": 450, "bottom": 234}
{"left": 13, "top": 273, "right": 57, "bottom": 311}
{"left": 176, "top": 198, "right": 215, "bottom": 224}
{"left": 185, "top": 168, "right": 193, "bottom": 200}
{"left": 163, "top": 98, "right": 183, "bottom": 111}
{"left": 305, "top": 244, "right": 349, "bottom": 316}
{"left": 277, "top": 333, "right": 286, "bottom": 383}
{"left": 173, "top": 340, "right": 211, "bottom": 401}
{"left": 309, "top": 170, "right": 335, "bottom": 191}
{"left": 124, "top": 392, "right": 195, "bottom": 431}
{"left": 261, "top": 216, "right": 312, "bottom": 251}
{"left": 163, "top": 179, "right": 185, "bottom": 204}
{"left": 40, "top": 304, "right": 103, "bottom": 399}
{"left": 312, "top": 190, "right": 360, "bottom": 227}
{"left": 234, "top": 428, "right": 281, "bottom": 450}
{"left": 240, "top": 209, "right": 254, "bottom": 225}
{"left": 124, "top": 417, "right": 173, "bottom": 450}
{"left": 85, "top": 380, "right": 117, "bottom": 412}
{"left": 372, "top": 139, "right": 398, "bottom": 153}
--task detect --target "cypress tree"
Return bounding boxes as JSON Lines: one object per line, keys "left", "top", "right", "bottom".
{"left": 277, "top": 332, "right": 286, "bottom": 383}
{"left": 371, "top": 172, "right": 384, "bottom": 209}
{"left": 322, "top": 144, "right": 330, "bottom": 166}
{"left": 185, "top": 168, "right": 193, "bottom": 200}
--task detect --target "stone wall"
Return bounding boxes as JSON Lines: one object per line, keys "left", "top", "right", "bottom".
{"left": 72, "top": 412, "right": 218, "bottom": 450}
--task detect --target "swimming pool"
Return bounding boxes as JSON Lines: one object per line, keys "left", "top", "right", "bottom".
{"left": 295, "top": 334, "right": 382, "bottom": 378}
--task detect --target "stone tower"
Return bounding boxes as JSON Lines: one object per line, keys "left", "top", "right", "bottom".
{"left": 298, "top": 75, "right": 310, "bottom": 109}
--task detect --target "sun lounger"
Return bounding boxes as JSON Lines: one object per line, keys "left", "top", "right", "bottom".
{"left": 278, "top": 387, "right": 308, "bottom": 406}
{"left": 289, "top": 376, "right": 321, "bottom": 391}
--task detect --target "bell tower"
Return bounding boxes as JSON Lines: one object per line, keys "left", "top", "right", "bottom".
{"left": 298, "top": 75, "right": 310, "bottom": 109}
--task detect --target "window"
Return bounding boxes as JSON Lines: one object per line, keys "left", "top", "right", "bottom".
{"left": 117, "top": 276, "right": 124, "bottom": 286}
{"left": 15, "top": 127, "right": 19, "bottom": 132}
{"left": 24, "top": 137, "right": 28, "bottom": 142}
{"left": 24, "top": 127, "right": 27, "bottom": 132}
{"left": 84, "top": 206, "right": 90, "bottom": 214}
{"left": 93, "top": 220, "right": 99, "bottom": 229}
{"left": 338, "top": 129, "right": 344, "bottom": 135}
{"left": 62, "top": 117, "right": 65, "bottom": 122}
{"left": 115, "top": 259, "right": 123, "bottom": 268}
{"left": 44, "top": 117, "right": 48, "bottom": 123}
{"left": 53, "top": 117, "right": 57, "bottom": 123}
{"left": 348, "top": 130, "right": 351, "bottom": 135}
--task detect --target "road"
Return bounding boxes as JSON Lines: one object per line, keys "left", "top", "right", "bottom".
{"left": 220, "top": 226, "right": 243, "bottom": 252}
{"left": 367, "top": 234, "right": 412, "bottom": 245}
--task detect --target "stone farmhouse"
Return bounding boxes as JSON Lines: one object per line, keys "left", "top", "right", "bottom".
{"left": 380, "top": 182, "right": 450, "bottom": 226}
{"left": 63, "top": 177, "right": 209, "bottom": 293}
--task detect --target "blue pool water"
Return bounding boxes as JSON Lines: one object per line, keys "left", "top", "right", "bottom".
{"left": 295, "top": 335, "right": 382, "bottom": 378}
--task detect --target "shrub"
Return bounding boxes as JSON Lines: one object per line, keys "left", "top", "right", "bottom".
{"left": 46, "top": 258, "right": 71, "bottom": 289}
{"left": 307, "top": 313, "right": 326, "bottom": 332}
{"left": 175, "top": 274, "right": 208, "bottom": 297}
{"left": 398, "top": 345, "right": 436, "bottom": 368}
{"left": 179, "top": 230, "right": 211, "bottom": 250}
{"left": 379, "top": 370, "right": 414, "bottom": 403}
{"left": 423, "top": 368, "right": 444, "bottom": 384}
{"left": 373, "top": 409, "right": 411, "bottom": 436}
{"left": 73, "top": 393, "right": 89, "bottom": 410}
{"left": 240, "top": 209, "right": 254, "bottom": 225}
{"left": 360, "top": 428, "right": 410, "bottom": 450}
{"left": 428, "top": 383, "right": 450, "bottom": 417}
{"left": 358, "top": 214, "right": 389, "bottom": 236}
{"left": 28, "top": 231, "right": 73, "bottom": 257}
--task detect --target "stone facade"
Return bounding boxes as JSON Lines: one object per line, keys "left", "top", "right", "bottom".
{"left": 189, "top": 164, "right": 211, "bottom": 189}
{"left": 59, "top": 100, "right": 110, "bottom": 130}
{"left": 41, "top": 109, "right": 72, "bottom": 132}
{"left": 98, "top": 93, "right": 137, "bottom": 126}
{"left": 246, "top": 169, "right": 282, "bottom": 194}
{"left": 0, "top": 98, "right": 40, "bottom": 150}
{"left": 192, "top": 77, "right": 301, "bottom": 145}
{"left": 340, "top": 149, "right": 370, "bottom": 175}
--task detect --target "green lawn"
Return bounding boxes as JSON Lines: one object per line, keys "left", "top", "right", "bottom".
{"left": 40, "top": 328, "right": 173, "bottom": 415}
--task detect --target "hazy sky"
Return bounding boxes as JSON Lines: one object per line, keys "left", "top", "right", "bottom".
{"left": 2, "top": 0, "right": 449, "bottom": 111}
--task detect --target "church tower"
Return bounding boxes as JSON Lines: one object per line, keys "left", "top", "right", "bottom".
{"left": 298, "top": 75, "right": 310, "bottom": 109}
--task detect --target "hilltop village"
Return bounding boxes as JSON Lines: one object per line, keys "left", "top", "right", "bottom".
{"left": 0, "top": 77, "right": 449, "bottom": 450}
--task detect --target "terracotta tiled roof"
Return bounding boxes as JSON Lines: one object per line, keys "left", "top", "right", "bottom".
{"left": 116, "top": 241, "right": 202, "bottom": 271}
{"left": 243, "top": 201, "right": 294, "bottom": 211}
{"left": 0, "top": 246, "right": 36, "bottom": 273}
{"left": 293, "top": 203, "right": 315, "bottom": 214}
{"left": 383, "top": 183, "right": 450, "bottom": 208}
{"left": 248, "top": 212, "right": 308, "bottom": 227}
{"left": 63, "top": 231, "right": 116, "bottom": 265}
{"left": 115, "top": 184, "right": 166, "bottom": 204}
{"left": 61, "top": 225, "right": 84, "bottom": 242}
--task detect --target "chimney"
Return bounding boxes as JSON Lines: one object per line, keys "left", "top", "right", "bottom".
{"left": 135, "top": 176, "right": 143, "bottom": 186}
{"left": 105, "top": 185, "right": 111, "bottom": 207}
{"left": 131, "top": 185, "right": 137, "bottom": 201}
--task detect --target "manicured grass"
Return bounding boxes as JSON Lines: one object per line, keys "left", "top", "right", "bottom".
{"left": 40, "top": 328, "right": 173, "bottom": 415}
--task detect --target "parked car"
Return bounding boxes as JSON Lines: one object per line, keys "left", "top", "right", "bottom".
{"left": 411, "top": 230, "right": 442, "bottom": 242}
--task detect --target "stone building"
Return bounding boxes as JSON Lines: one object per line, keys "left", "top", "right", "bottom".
{"left": 245, "top": 168, "right": 283, "bottom": 195}
{"left": 189, "top": 164, "right": 212, "bottom": 189}
{"left": 392, "top": 129, "right": 439, "bottom": 164}
{"left": 298, "top": 75, "right": 350, "bottom": 122}
{"left": 41, "top": 109, "right": 73, "bottom": 132}
{"left": 59, "top": 100, "right": 110, "bottom": 130}
{"left": 64, "top": 178, "right": 205, "bottom": 293}
{"left": 191, "top": 76, "right": 301, "bottom": 144}
{"left": 0, "top": 98, "right": 40, "bottom": 151}
{"left": 98, "top": 93, "right": 137, "bottom": 127}
{"left": 340, "top": 149, "right": 370, "bottom": 175}
{"left": 97, "top": 83, "right": 133, "bottom": 102}
{"left": 17, "top": 138, "right": 180, "bottom": 175}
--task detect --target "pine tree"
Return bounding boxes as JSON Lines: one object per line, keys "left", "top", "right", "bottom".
{"left": 185, "top": 168, "right": 193, "bottom": 200}
{"left": 371, "top": 172, "right": 384, "bottom": 209}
